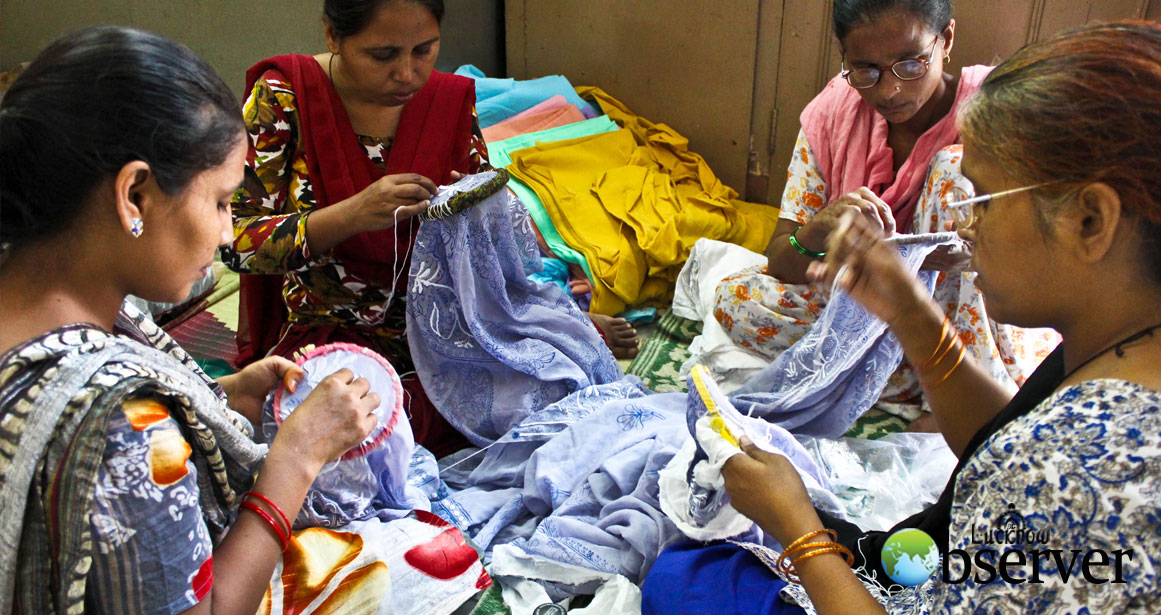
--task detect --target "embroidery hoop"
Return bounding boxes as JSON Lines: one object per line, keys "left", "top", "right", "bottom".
{"left": 271, "top": 342, "right": 403, "bottom": 461}
{"left": 419, "top": 168, "right": 510, "bottom": 221}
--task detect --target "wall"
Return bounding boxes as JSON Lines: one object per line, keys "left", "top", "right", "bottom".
{"left": 0, "top": 0, "right": 504, "bottom": 96}
{"left": 508, "top": 0, "right": 1160, "bottom": 203}
{"left": 506, "top": 0, "right": 761, "bottom": 194}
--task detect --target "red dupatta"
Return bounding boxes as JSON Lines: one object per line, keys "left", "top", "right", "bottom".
{"left": 234, "top": 54, "right": 475, "bottom": 367}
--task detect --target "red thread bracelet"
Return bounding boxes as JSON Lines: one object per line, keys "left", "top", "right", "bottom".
{"left": 241, "top": 500, "right": 289, "bottom": 551}
{"left": 243, "top": 491, "right": 291, "bottom": 537}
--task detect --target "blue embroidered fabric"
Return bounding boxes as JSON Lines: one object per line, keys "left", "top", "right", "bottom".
{"left": 406, "top": 188, "right": 622, "bottom": 446}
{"left": 729, "top": 233, "right": 961, "bottom": 437}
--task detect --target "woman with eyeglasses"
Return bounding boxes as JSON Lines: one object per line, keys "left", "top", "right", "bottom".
{"left": 705, "top": 0, "right": 1058, "bottom": 429}
{"left": 647, "top": 20, "right": 1161, "bottom": 615}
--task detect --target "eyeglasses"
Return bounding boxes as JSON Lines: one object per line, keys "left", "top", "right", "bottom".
{"left": 841, "top": 37, "right": 940, "bottom": 89}
{"left": 947, "top": 183, "right": 1051, "bottom": 228}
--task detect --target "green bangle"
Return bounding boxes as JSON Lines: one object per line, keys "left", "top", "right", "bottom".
{"left": 789, "top": 225, "right": 826, "bottom": 259}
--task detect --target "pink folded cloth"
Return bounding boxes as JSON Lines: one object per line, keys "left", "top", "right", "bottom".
{"left": 510, "top": 94, "right": 570, "bottom": 121}
{"left": 482, "top": 103, "right": 586, "bottom": 143}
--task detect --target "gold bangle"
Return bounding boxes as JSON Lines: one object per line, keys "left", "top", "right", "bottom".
{"left": 928, "top": 341, "right": 967, "bottom": 388}
{"left": 921, "top": 317, "right": 952, "bottom": 370}
{"left": 776, "top": 531, "right": 836, "bottom": 578}
{"left": 777, "top": 541, "right": 837, "bottom": 578}
{"left": 791, "top": 544, "right": 855, "bottom": 569}
{"left": 784, "top": 529, "right": 837, "bottom": 553}
{"left": 777, "top": 542, "right": 855, "bottom": 584}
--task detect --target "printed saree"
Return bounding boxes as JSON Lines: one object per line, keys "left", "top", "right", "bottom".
{"left": 0, "top": 304, "right": 488, "bottom": 614}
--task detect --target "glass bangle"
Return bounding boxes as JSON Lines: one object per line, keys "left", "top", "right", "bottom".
{"left": 789, "top": 225, "right": 826, "bottom": 259}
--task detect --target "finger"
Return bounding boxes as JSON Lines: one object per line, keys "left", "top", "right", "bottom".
{"left": 856, "top": 201, "right": 886, "bottom": 235}
{"left": 738, "top": 435, "right": 762, "bottom": 458}
{"left": 281, "top": 365, "right": 305, "bottom": 394}
{"left": 406, "top": 173, "right": 439, "bottom": 196}
{"left": 393, "top": 182, "right": 437, "bottom": 203}
{"left": 393, "top": 201, "right": 429, "bottom": 223}
{"left": 864, "top": 193, "right": 896, "bottom": 235}
{"left": 350, "top": 376, "right": 372, "bottom": 397}
{"left": 328, "top": 368, "right": 355, "bottom": 384}
{"left": 449, "top": 170, "right": 463, "bottom": 181}
{"left": 363, "top": 392, "right": 382, "bottom": 411}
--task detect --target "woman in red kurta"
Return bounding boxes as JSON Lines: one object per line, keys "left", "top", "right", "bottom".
{"left": 222, "top": 0, "right": 487, "bottom": 456}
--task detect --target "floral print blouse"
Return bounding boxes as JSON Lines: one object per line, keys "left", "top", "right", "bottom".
{"left": 220, "top": 69, "right": 489, "bottom": 331}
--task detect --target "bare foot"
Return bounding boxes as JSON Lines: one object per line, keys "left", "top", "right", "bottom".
{"left": 904, "top": 412, "right": 940, "bottom": 433}
{"left": 588, "top": 312, "right": 639, "bottom": 359}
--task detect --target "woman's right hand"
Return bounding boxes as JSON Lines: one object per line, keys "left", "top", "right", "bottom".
{"left": 273, "top": 368, "right": 380, "bottom": 471}
{"left": 805, "top": 187, "right": 896, "bottom": 243}
{"left": 805, "top": 211, "right": 927, "bottom": 327}
{"left": 348, "top": 173, "right": 438, "bottom": 233}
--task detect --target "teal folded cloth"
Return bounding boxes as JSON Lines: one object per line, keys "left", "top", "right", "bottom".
{"left": 489, "top": 116, "right": 620, "bottom": 284}
{"left": 455, "top": 64, "right": 600, "bottom": 128}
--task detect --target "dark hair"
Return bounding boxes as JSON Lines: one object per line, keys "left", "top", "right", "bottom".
{"left": 833, "top": 0, "right": 952, "bottom": 42}
{"left": 960, "top": 20, "right": 1161, "bottom": 283}
{"left": 323, "top": 0, "right": 445, "bottom": 39}
{"left": 0, "top": 25, "right": 243, "bottom": 247}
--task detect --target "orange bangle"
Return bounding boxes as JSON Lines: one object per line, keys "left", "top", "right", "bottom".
{"left": 927, "top": 341, "right": 967, "bottom": 388}
{"left": 784, "top": 529, "right": 837, "bottom": 553}
{"left": 791, "top": 544, "right": 855, "bottom": 569}
{"left": 241, "top": 500, "right": 289, "bottom": 551}
{"left": 244, "top": 491, "right": 291, "bottom": 536}
{"left": 776, "top": 542, "right": 855, "bottom": 584}
{"left": 921, "top": 318, "right": 952, "bottom": 369}
{"left": 776, "top": 541, "right": 836, "bottom": 577}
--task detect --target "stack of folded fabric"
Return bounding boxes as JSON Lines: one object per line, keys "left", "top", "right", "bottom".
{"left": 456, "top": 65, "right": 780, "bottom": 317}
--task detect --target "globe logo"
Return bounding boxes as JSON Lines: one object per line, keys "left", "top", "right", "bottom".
{"left": 881, "top": 529, "right": 939, "bottom": 586}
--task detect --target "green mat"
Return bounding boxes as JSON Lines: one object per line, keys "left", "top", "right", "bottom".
{"left": 625, "top": 311, "right": 702, "bottom": 392}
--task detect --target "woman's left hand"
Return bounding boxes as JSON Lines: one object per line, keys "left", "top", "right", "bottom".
{"left": 722, "top": 437, "right": 824, "bottom": 547}
{"left": 216, "top": 357, "right": 304, "bottom": 425}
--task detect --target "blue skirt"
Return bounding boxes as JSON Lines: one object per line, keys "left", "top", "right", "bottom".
{"left": 642, "top": 540, "right": 807, "bottom": 615}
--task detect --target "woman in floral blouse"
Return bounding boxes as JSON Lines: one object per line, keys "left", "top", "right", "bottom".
{"left": 707, "top": 0, "right": 1058, "bottom": 427}
{"left": 649, "top": 20, "right": 1161, "bottom": 615}
{"left": 221, "top": 0, "right": 489, "bottom": 456}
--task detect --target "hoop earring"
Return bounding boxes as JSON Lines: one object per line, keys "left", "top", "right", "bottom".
{"left": 944, "top": 55, "right": 951, "bottom": 64}
{"left": 130, "top": 218, "right": 144, "bottom": 238}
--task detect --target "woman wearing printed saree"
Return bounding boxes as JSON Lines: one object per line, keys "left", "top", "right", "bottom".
{"left": 0, "top": 26, "right": 487, "bottom": 615}
{"left": 646, "top": 20, "right": 1161, "bottom": 614}
{"left": 707, "top": 0, "right": 1057, "bottom": 424}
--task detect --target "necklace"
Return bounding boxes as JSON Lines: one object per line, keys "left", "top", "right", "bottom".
{"left": 1063, "top": 322, "right": 1161, "bottom": 382}
{"left": 327, "top": 52, "right": 337, "bottom": 87}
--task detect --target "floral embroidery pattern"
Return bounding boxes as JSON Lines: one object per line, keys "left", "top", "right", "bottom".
{"left": 713, "top": 145, "right": 1059, "bottom": 420}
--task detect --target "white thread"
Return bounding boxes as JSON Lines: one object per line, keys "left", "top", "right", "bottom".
{"left": 385, "top": 207, "right": 417, "bottom": 310}
{"left": 440, "top": 440, "right": 501, "bottom": 472}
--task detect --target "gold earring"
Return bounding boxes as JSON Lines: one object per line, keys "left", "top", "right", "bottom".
{"left": 944, "top": 55, "right": 951, "bottom": 64}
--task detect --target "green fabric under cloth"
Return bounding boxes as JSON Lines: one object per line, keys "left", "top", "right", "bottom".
{"left": 489, "top": 116, "right": 620, "bottom": 283}
{"left": 625, "top": 310, "right": 702, "bottom": 393}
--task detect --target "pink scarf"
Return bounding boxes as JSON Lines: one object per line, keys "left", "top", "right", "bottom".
{"left": 800, "top": 65, "right": 991, "bottom": 231}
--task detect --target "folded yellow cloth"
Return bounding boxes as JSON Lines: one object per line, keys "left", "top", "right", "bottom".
{"left": 507, "top": 87, "right": 779, "bottom": 315}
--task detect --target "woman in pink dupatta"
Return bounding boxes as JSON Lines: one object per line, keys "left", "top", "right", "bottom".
{"left": 710, "top": 0, "right": 1058, "bottom": 426}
